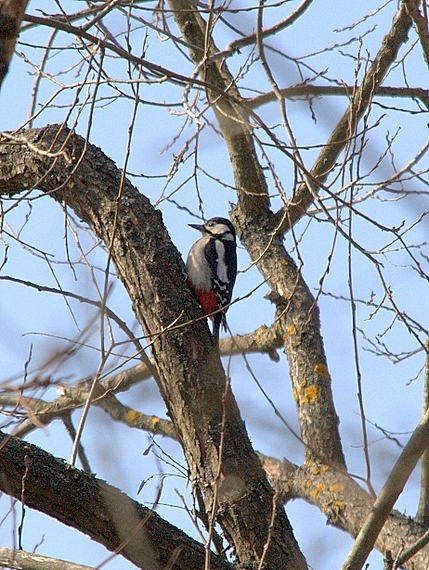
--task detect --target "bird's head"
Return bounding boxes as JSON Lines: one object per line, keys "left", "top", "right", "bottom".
{"left": 189, "top": 217, "right": 236, "bottom": 241}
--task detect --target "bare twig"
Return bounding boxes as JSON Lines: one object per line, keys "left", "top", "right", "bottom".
{"left": 218, "top": 0, "right": 313, "bottom": 59}
{"left": 416, "top": 339, "right": 429, "bottom": 522}
{"left": 272, "top": 2, "right": 415, "bottom": 232}
{"left": 341, "top": 406, "right": 429, "bottom": 570}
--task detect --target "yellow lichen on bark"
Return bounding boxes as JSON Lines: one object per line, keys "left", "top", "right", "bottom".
{"left": 151, "top": 416, "right": 160, "bottom": 429}
{"left": 312, "top": 483, "right": 326, "bottom": 499}
{"left": 294, "top": 383, "right": 321, "bottom": 404}
{"left": 302, "top": 385, "right": 320, "bottom": 404}
{"left": 329, "top": 483, "right": 344, "bottom": 493}
{"left": 126, "top": 409, "right": 140, "bottom": 422}
{"left": 314, "top": 363, "right": 329, "bottom": 378}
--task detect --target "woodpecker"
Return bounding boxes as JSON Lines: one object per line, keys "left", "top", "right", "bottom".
{"left": 186, "top": 217, "right": 237, "bottom": 343}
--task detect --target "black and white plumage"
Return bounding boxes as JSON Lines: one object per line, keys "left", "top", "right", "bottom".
{"left": 186, "top": 217, "right": 237, "bottom": 343}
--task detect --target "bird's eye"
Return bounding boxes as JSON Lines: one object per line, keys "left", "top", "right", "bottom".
{"left": 208, "top": 221, "right": 215, "bottom": 227}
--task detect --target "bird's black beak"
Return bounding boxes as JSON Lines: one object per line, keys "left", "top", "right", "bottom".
{"left": 189, "top": 223, "right": 205, "bottom": 233}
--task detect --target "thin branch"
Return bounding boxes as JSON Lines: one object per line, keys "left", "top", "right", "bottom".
{"left": 405, "top": 0, "right": 429, "bottom": 69}
{"left": 347, "top": 206, "right": 375, "bottom": 497}
{"left": 216, "top": 0, "right": 313, "bottom": 59}
{"left": 416, "top": 339, "right": 429, "bottom": 522}
{"left": 396, "top": 529, "right": 429, "bottom": 567}
{"left": 21, "top": 13, "right": 234, "bottom": 95}
{"left": 248, "top": 84, "right": 429, "bottom": 111}
{"left": 96, "top": 393, "right": 177, "bottom": 438}
{"left": 0, "top": 545, "right": 95, "bottom": 570}
{"left": 272, "top": 2, "right": 415, "bottom": 232}
{"left": 341, "top": 405, "right": 429, "bottom": 570}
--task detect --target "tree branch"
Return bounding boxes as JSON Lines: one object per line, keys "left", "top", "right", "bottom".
{"left": 217, "top": 0, "right": 313, "bottom": 59}
{"left": 0, "top": 430, "right": 232, "bottom": 570}
{"left": 405, "top": 0, "right": 429, "bottom": 69}
{"left": 272, "top": 1, "right": 416, "bottom": 231}
{"left": 341, "top": 406, "right": 429, "bottom": 570}
{"left": 0, "top": 0, "right": 28, "bottom": 88}
{"left": 0, "top": 545, "right": 95, "bottom": 570}
{"left": 248, "top": 85, "right": 429, "bottom": 111}
{"left": 260, "top": 455, "right": 429, "bottom": 569}
{"left": 167, "top": 0, "right": 270, "bottom": 217}
{"left": 0, "top": 124, "right": 307, "bottom": 570}
{"left": 417, "top": 340, "right": 429, "bottom": 522}
{"left": 167, "top": 0, "right": 346, "bottom": 470}
{"left": 1, "top": 321, "right": 283, "bottom": 442}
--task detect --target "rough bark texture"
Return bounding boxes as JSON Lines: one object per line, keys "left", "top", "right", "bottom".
{"left": 0, "top": 430, "right": 232, "bottom": 570}
{"left": 0, "top": 0, "right": 28, "bottom": 87}
{"left": 0, "top": 125, "right": 307, "bottom": 570}
{"left": 235, "top": 214, "right": 345, "bottom": 468}
{"left": 167, "top": 0, "right": 345, "bottom": 469}
{"left": 261, "top": 455, "right": 429, "bottom": 570}
{"left": 166, "top": 0, "right": 415, "bottom": 474}
{"left": 0, "top": 546, "right": 94, "bottom": 570}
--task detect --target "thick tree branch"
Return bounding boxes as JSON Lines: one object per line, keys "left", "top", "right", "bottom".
{"left": 417, "top": 341, "right": 429, "bottom": 522}
{"left": 234, "top": 219, "right": 346, "bottom": 468}
{"left": 261, "top": 455, "right": 429, "bottom": 569}
{"left": 0, "top": 0, "right": 28, "bottom": 88}
{"left": 168, "top": 0, "right": 346, "bottom": 470}
{"left": 0, "top": 125, "right": 307, "bottom": 570}
{"left": 0, "top": 430, "right": 232, "bottom": 570}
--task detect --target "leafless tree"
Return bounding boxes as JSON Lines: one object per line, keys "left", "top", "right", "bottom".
{"left": 0, "top": 1, "right": 429, "bottom": 569}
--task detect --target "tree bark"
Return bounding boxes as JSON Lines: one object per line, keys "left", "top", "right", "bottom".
{"left": 261, "top": 455, "right": 429, "bottom": 570}
{"left": 0, "top": 0, "right": 28, "bottom": 88}
{"left": 0, "top": 125, "right": 307, "bottom": 570}
{"left": 0, "top": 546, "right": 95, "bottom": 570}
{"left": 0, "top": 430, "right": 232, "bottom": 570}
{"left": 167, "top": 0, "right": 346, "bottom": 469}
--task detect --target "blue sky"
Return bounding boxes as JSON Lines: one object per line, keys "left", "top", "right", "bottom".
{"left": 1, "top": 1, "right": 429, "bottom": 568}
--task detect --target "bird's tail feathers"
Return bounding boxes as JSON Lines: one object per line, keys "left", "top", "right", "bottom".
{"left": 212, "top": 313, "right": 226, "bottom": 346}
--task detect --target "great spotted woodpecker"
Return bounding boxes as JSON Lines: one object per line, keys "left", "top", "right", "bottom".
{"left": 186, "top": 217, "right": 237, "bottom": 343}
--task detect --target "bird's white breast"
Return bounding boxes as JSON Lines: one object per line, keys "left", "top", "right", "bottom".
{"left": 186, "top": 237, "right": 212, "bottom": 291}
